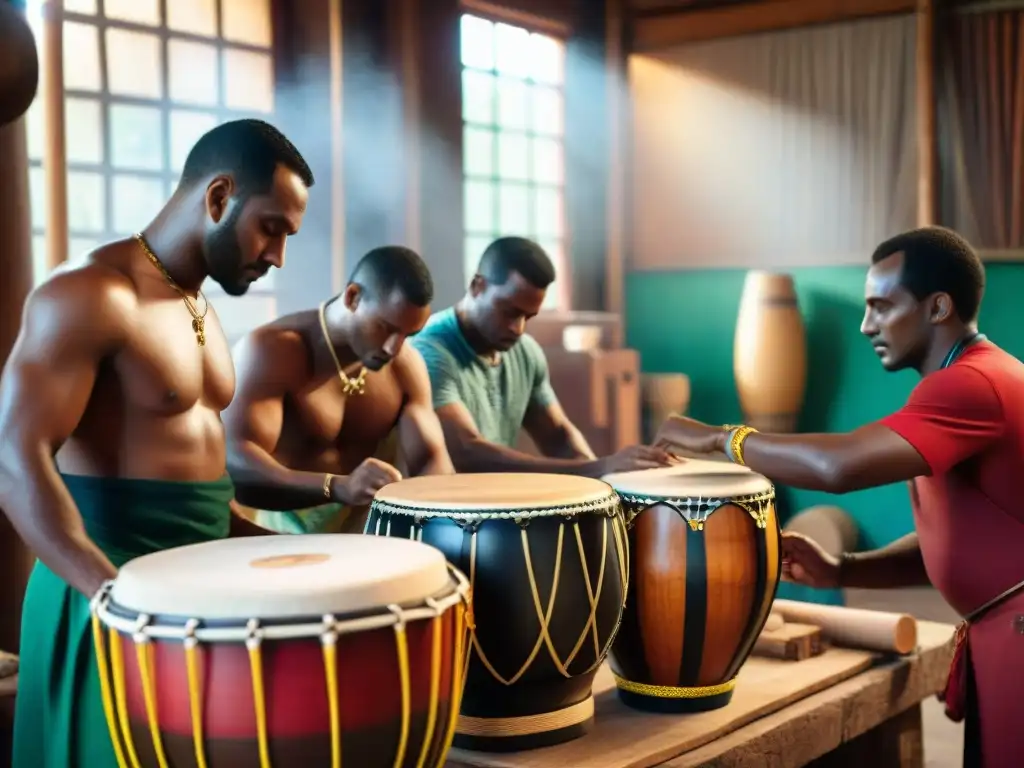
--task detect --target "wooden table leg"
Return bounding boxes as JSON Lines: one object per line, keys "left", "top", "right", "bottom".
{"left": 0, "top": 678, "right": 16, "bottom": 768}
{"left": 806, "top": 703, "right": 924, "bottom": 767}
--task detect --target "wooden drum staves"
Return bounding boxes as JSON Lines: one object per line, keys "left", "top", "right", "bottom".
{"left": 365, "top": 474, "right": 627, "bottom": 753}
{"left": 733, "top": 271, "right": 807, "bottom": 433}
{"left": 91, "top": 534, "right": 472, "bottom": 768}
{"left": 602, "top": 464, "right": 781, "bottom": 713}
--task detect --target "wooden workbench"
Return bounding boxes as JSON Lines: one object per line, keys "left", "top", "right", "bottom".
{"left": 446, "top": 621, "right": 955, "bottom": 768}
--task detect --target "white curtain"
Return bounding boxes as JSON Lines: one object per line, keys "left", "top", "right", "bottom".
{"left": 629, "top": 14, "right": 918, "bottom": 270}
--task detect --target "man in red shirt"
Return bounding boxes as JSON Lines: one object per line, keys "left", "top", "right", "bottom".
{"left": 654, "top": 226, "right": 1024, "bottom": 767}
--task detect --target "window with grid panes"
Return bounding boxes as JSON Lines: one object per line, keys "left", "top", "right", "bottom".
{"left": 460, "top": 13, "right": 568, "bottom": 310}
{"left": 25, "top": 0, "right": 275, "bottom": 311}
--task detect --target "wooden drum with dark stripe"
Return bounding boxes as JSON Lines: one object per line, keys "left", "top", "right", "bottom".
{"left": 602, "top": 461, "right": 780, "bottom": 713}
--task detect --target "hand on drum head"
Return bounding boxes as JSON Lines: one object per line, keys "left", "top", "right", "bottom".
{"left": 598, "top": 444, "right": 680, "bottom": 475}
{"left": 335, "top": 458, "right": 403, "bottom": 506}
{"left": 652, "top": 415, "right": 726, "bottom": 456}
{"left": 780, "top": 531, "right": 842, "bottom": 589}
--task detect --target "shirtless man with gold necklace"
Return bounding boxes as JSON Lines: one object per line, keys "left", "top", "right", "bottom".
{"left": 223, "top": 245, "right": 454, "bottom": 534}
{"left": 0, "top": 118, "right": 313, "bottom": 768}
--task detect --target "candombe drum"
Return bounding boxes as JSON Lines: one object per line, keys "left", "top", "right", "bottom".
{"left": 365, "top": 473, "right": 627, "bottom": 752}
{"left": 602, "top": 461, "right": 780, "bottom": 712}
{"left": 90, "top": 534, "right": 472, "bottom": 768}
{"left": 733, "top": 270, "right": 807, "bottom": 433}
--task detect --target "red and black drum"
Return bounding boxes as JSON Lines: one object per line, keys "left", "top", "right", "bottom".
{"left": 602, "top": 461, "right": 781, "bottom": 713}
{"left": 90, "top": 533, "right": 472, "bottom": 768}
{"left": 365, "top": 473, "right": 627, "bottom": 752}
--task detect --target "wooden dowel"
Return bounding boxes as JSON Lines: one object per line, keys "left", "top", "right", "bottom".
{"left": 916, "top": 0, "right": 936, "bottom": 226}
{"left": 42, "top": 0, "right": 68, "bottom": 273}
{"left": 328, "top": 0, "right": 345, "bottom": 293}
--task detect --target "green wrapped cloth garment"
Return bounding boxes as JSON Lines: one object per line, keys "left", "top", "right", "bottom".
{"left": 252, "top": 502, "right": 355, "bottom": 534}
{"left": 12, "top": 473, "right": 234, "bottom": 768}
{"left": 252, "top": 429, "right": 400, "bottom": 535}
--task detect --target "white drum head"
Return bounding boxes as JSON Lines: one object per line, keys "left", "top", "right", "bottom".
{"left": 607, "top": 458, "right": 755, "bottom": 481}
{"left": 603, "top": 463, "right": 772, "bottom": 500}
{"left": 109, "top": 534, "right": 451, "bottom": 620}
{"left": 374, "top": 473, "right": 614, "bottom": 511}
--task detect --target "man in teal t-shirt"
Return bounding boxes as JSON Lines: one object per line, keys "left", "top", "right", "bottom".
{"left": 412, "top": 236, "right": 673, "bottom": 477}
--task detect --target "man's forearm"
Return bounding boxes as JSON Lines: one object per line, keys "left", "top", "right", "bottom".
{"left": 545, "top": 425, "right": 597, "bottom": 461}
{"left": 418, "top": 450, "right": 455, "bottom": 476}
{"left": 0, "top": 451, "right": 116, "bottom": 598}
{"left": 403, "top": 446, "right": 455, "bottom": 477}
{"left": 723, "top": 431, "right": 843, "bottom": 491}
{"left": 655, "top": 417, "right": 845, "bottom": 490}
{"left": 452, "top": 437, "right": 602, "bottom": 476}
{"left": 660, "top": 422, "right": 921, "bottom": 494}
{"left": 228, "top": 443, "right": 334, "bottom": 510}
{"left": 840, "top": 532, "right": 930, "bottom": 589}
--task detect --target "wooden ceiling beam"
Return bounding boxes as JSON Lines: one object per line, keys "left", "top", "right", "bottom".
{"left": 631, "top": 0, "right": 916, "bottom": 50}
{"left": 630, "top": 0, "right": 746, "bottom": 13}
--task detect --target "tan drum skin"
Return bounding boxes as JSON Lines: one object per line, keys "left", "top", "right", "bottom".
{"left": 90, "top": 535, "right": 472, "bottom": 768}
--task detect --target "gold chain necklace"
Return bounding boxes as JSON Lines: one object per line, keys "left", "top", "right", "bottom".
{"left": 134, "top": 233, "right": 209, "bottom": 347}
{"left": 318, "top": 299, "right": 367, "bottom": 396}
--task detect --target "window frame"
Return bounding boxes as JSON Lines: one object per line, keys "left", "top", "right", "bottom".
{"left": 26, "top": 0, "right": 276, "bottom": 294}
{"left": 458, "top": 9, "right": 571, "bottom": 311}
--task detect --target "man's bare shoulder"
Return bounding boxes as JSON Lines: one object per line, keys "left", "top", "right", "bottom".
{"left": 392, "top": 343, "right": 431, "bottom": 391}
{"left": 25, "top": 250, "right": 139, "bottom": 342}
{"left": 233, "top": 323, "right": 312, "bottom": 391}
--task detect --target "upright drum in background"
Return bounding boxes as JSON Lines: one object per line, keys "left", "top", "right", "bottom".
{"left": 91, "top": 534, "right": 472, "bottom": 768}
{"left": 603, "top": 463, "right": 780, "bottom": 713}
{"left": 365, "top": 474, "right": 627, "bottom": 752}
{"left": 734, "top": 270, "right": 807, "bottom": 433}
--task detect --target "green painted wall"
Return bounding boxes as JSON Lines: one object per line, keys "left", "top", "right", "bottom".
{"left": 624, "top": 263, "right": 1024, "bottom": 553}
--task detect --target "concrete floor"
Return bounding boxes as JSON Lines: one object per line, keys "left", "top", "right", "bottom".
{"left": 843, "top": 587, "right": 962, "bottom": 767}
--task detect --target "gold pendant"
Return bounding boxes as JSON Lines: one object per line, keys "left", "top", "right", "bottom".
{"left": 342, "top": 377, "right": 365, "bottom": 396}
{"left": 192, "top": 317, "right": 206, "bottom": 347}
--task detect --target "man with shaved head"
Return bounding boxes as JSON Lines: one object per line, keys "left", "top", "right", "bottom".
{"left": 412, "top": 236, "right": 675, "bottom": 477}
{"left": 655, "top": 226, "right": 1024, "bottom": 767}
{"left": 0, "top": 117, "right": 313, "bottom": 768}
{"left": 224, "top": 245, "right": 454, "bottom": 534}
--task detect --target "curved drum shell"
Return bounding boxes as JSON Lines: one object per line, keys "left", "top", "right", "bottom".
{"left": 92, "top": 574, "right": 470, "bottom": 768}
{"left": 733, "top": 271, "right": 807, "bottom": 433}
{"left": 609, "top": 486, "right": 781, "bottom": 713}
{"left": 365, "top": 496, "right": 627, "bottom": 752}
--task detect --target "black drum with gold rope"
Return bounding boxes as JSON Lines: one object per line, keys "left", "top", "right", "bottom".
{"left": 365, "top": 473, "right": 628, "bottom": 754}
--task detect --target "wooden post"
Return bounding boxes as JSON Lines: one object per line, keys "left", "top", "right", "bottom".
{"left": 328, "top": 0, "right": 345, "bottom": 294}
{"left": 916, "top": 0, "right": 936, "bottom": 226}
{"left": 0, "top": 120, "right": 35, "bottom": 660}
{"left": 391, "top": 0, "right": 421, "bottom": 254}
{"left": 42, "top": 0, "right": 68, "bottom": 271}
{"left": 605, "top": 0, "right": 625, "bottom": 314}
{"left": 0, "top": 0, "right": 37, "bottom": 663}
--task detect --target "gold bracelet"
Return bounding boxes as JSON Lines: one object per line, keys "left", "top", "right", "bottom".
{"left": 728, "top": 425, "right": 758, "bottom": 466}
{"left": 322, "top": 473, "right": 335, "bottom": 499}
